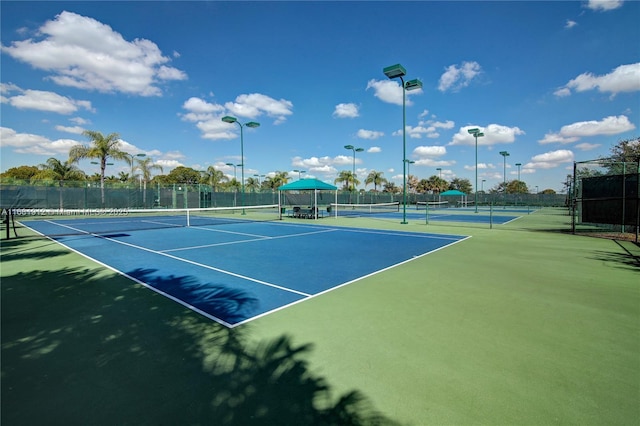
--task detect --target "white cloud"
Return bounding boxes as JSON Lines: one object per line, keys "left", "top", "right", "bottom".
{"left": 586, "top": 0, "right": 624, "bottom": 11}
{"left": 0, "top": 11, "right": 186, "bottom": 96}
{"left": 438, "top": 61, "right": 482, "bottom": 92}
{"left": 357, "top": 129, "right": 384, "bottom": 140}
{"left": 449, "top": 124, "right": 524, "bottom": 146}
{"left": 575, "top": 142, "right": 601, "bottom": 151}
{"left": 556, "top": 63, "right": 640, "bottom": 97}
{"left": 539, "top": 115, "right": 635, "bottom": 144}
{"left": 55, "top": 125, "right": 85, "bottom": 134}
{"left": 181, "top": 94, "right": 292, "bottom": 140}
{"left": 525, "top": 149, "right": 574, "bottom": 170}
{"left": 565, "top": 19, "right": 578, "bottom": 29}
{"left": 413, "top": 145, "right": 447, "bottom": 157}
{"left": 224, "top": 93, "right": 293, "bottom": 124}
{"left": 367, "top": 147, "right": 381, "bottom": 153}
{"left": 2, "top": 85, "right": 94, "bottom": 114}
{"left": 366, "top": 79, "right": 422, "bottom": 106}
{"left": 0, "top": 126, "right": 80, "bottom": 155}
{"left": 333, "top": 103, "right": 359, "bottom": 118}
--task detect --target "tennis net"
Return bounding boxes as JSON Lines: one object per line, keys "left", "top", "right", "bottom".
{"left": 13, "top": 204, "right": 279, "bottom": 237}
{"left": 329, "top": 202, "right": 400, "bottom": 217}
{"left": 416, "top": 201, "right": 449, "bottom": 210}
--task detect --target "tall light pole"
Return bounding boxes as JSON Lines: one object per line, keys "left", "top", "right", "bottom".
{"left": 293, "top": 169, "right": 306, "bottom": 180}
{"left": 225, "top": 162, "right": 242, "bottom": 182}
{"left": 515, "top": 163, "right": 522, "bottom": 181}
{"left": 126, "top": 153, "right": 146, "bottom": 182}
{"left": 253, "top": 174, "right": 265, "bottom": 185}
{"left": 222, "top": 116, "right": 260, "bottom": 214}
{"left": 344, "top": 145, "right": 364, "bottom": 194}
{"left": 436, "top": 167, "right": 442, "bottom": 179}
{"left": 384, "top": 63, "right": 422, "bottom": 224}
{"left": 481, "top": 179, "right": 486, "bottom": 192}
{"left": 468, "top": 128, "right": 484, "bottom": 213}
{"left": 500, "top": 151, "right": 510, "bottom": 205}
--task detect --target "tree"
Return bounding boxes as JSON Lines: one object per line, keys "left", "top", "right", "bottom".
{"left": 165, "top": 166, "right": 201, "bottom": 184}
{"left": 449, "top": 178, "right": 472, "bottom": 194}
{"left": 118, "top": 171, "right": 129, "bottom": 183}
{"left": 506, "top": 179, "right": 529, "bottom": 194}
{"left": 245, "top": 177, "right": 260, "bottom": 192}
{"left": 33, "top": 157, "right": 86, "bottom": 208}
{"left": 136, "top": 157, "right": 163, "bottom": 206}
{"left": 364, "top": 170, "right": 387, "bottom": 192}
{"left": 382, "top": 182, "right": 400, "bottom": 194}
{"left": 69, "top": 130, "right": 129, "bottom": 205}
{"left": 202, "top": 166, "right": 227, "bottom": 191}
{"left": 609, "top": 136, "right": 640, "bottom": 163}
{"left": 424, "top": 175, "right": 448, "bottom": 194}
{"left": 407, "top": 175, "right": 419, "bottom": 193}
{"left": 0, "top": 165, "right": 40, "bottom": 181}
{"left": 335, "top": 170, "right": 358, "bottom": 191}
{"left": 263, "top": 171, "right": 289, "bottom": 190}
{"left": 600, "top": 136, "right": 640, "bottom": 175}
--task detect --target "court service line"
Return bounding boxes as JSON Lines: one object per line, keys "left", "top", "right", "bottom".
{"left": 231, "top": 235, "right": 472, "bottom": 327}
{"left": 41, "top": 221, "right": 312, "bottom": 297}
{"left": 162, "top": 227, "right": 338, "bottom": 253}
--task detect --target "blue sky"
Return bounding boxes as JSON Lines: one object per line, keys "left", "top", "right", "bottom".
{"left": 1, "top": 1, "right": 639, "bottom": 193}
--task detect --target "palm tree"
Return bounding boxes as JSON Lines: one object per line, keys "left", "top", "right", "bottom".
{"left": 263, "top": 171, "right": 289, "bottom": 190}
{"left": 136, "top": 157, "right": 163, "bottom": 206}
{"left": 203, "top": 166, "right": 228, "bottom": 191}
{"left": 245, "top": 177, "right": 260, "bottom": 192}
{"left": 364, "top": 170, "right": 387, "bottom": 192}
{"left": 335, "top": 170, "right": 358, "bottom": 191}
{"left": 33, "top": 157, "right": 86, "bottom": 208}
{"left": 69, "top": 130, "right": 130, "bottom": 205}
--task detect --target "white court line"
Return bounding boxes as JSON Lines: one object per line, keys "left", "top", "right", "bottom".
{"left": 35, "top": 221, "right": 311, "bottom": 298}
{"left": 163, "top": 228, "right": 337, "bottom": 253}
{"left": 231, "top": 234, "right": 472, "bottom": 327}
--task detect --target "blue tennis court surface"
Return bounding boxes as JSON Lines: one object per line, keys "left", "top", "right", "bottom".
{"left": 23, "top": 219, "right": 469, "bottom": 327}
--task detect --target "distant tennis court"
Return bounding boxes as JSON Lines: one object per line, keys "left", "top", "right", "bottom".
{"left": 19, "top": 208, "right": 468, "bottom": 327}
{"left": 329, "top": 201, "right": 523, "bottom": 225}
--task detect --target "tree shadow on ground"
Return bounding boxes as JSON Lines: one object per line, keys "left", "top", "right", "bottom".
{"left": 1, "top": 264, "right": 400, "bottom": 425}
{"left": 589, "top": 240, "right": 640, "bottom": 271}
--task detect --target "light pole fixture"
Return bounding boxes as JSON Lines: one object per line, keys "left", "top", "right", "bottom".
{"left": 384, "top": 63, "right": 423, "bottom": 224}
{"left": 125, "top": 153, "right": 146, "bottom": 180}
{"left": 344, "top": 145, "right": 364, "bottom": 193}
{"left": 515, "top": 163, "right": 522, "bottom": 181}
{"left": 436, "top": 167, "right": 442, "bottom": 179}
{"left": 222, "top": 116, "right": 260, "bottom": 214}
{"left": 225, "top": 162, "right": 241, "bottom": 181}
{"left": 468, "top": 128, "right": 484, "bottom": 213}
{"left": 500, "top": 151, "right": 510, "bottom": 202}
{"left": 293, "top": 169, "right": 306, "bottom": 180}
{"left": 253, "top": 174, "right": 265, "bottom": 185}
{"left": 481, "top": 179, "right": 486, "bottom": 192}
{"left": 405, "top": 160, "right": 415, "bottom": 194}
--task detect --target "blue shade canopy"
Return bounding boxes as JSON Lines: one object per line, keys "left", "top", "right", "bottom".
{"left": 278, "top": 179, "right": 337, "bottom": 191}
{"left": 440, "top": 190, "right": 467, "bottom": 196}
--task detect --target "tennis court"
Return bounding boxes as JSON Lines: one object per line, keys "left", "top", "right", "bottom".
{"left": 329, "top": 201, "right": 523, "bottom": 225}
{"left": 19, "top": 209, "right": 468, "bottom": 327}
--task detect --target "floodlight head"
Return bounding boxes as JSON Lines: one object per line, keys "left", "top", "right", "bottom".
{"left": 136, "top": 153, "right": 147, "bottom": 158}
{"left": 499, "top": 151, "right": 510, "bottom": 157}
{"left": 344, "top": 144, "right": 354, "bottom": 150}
{"left": 221, "top": 116, "right": 238, "bottom": 124}
{"left": 468, "top": 128, "right": 480, "bottom": 135}
{"left": 515, "top": 163, "right": 522, "bottom": 166}
{"left": 383, "top": 64, "right": 407, "bottom": 79}
{"left": 225, "top": 162, "right": 234, "bottom": 166}
{"left": 355, "top": 148, "right": 364, "bottom": 152}
{"left": 404, "top": 79, "right": 423, "bottom": 91}
{"left": 405, "top": 159, "right": 415, "bottom": 164}
{"left": 245, "top": 121, "right": 260, "bottom": 128}
{"left": 477, "top": 132, "right": 484, "bottom": 137}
